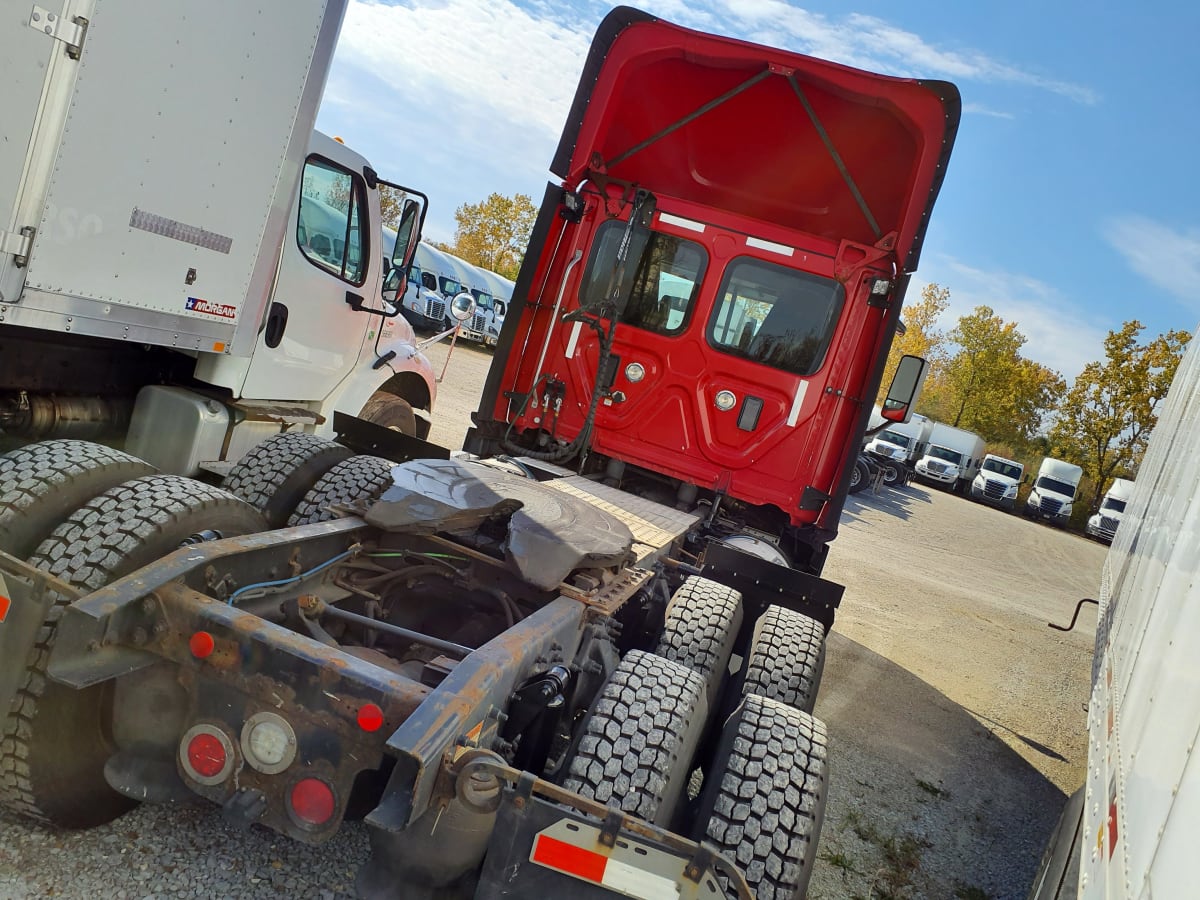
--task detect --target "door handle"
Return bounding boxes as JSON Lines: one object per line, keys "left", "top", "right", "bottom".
{"left": 265, "top": 302, "right": 289, "bottom": 348}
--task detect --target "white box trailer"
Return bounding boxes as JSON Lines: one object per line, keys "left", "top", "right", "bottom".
{"left": 0, "top": 0, "right": 444, "bottom": 472}
{"left": 1029, "top": 324, "right": 1200, "bottom": 898}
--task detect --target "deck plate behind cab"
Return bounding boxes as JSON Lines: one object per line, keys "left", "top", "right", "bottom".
{"left": 366, "top": 459, "right": 636, "bottom": 590}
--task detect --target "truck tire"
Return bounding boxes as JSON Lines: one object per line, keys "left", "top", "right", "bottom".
{"left": 881, "top": 460, "right": 904, "bottom": 487}
{"left": 563, "top": 650, "right": 706, "bottom": 826}
{"left": 288, "top": 455, "right": 396, "bottom": 526}
{"left": 0, "top": 440, "right": 156, "bottom": 560}
{"left": 741, "top": 606, "right": 825, "bottom": 714}
{"left": 221, "top": 432, "right": 352, "bottom": 528}
{"left": 359, "top": 393, "right": 418, "bottom": 437}
{"left": 1, "top": 475, "right": 266, "bottom": 828}
{"left": 654, "top": 576, "right": 742, "bottom": 708}
{"left": 695, "top": 695, "right": 828, "bottom": 900}
{"left": 848, "top": 458, "right": 870, "bottom": 494}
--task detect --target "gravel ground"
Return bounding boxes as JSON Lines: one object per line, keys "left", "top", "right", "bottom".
{"left": 0, "top": 340, "right": 1104, "bottom": 898}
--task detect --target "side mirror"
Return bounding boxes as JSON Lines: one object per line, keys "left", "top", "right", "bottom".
{"left": 580, "top": 189, "right": 656, "bottom": 315}
{"left": 450, "top": 292, "right": 476, "bottom": 323}
{"left": 380, "top": 179, "right": 428, "bottom": 272}
{"left": 881, "top": 355, "right": 928, "bottom": 422}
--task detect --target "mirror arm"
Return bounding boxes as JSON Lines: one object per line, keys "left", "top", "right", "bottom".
{"left": 345, "top": 290, "right": 402, "bottom": 319}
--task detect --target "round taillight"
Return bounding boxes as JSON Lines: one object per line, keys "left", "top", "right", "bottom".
{"left": 179, "top": 724, "right": 235, "bottom": 785}
{"left": 289, "top": 778, "right": 336, "bottom": 827}
{"left": 624, "top": 362, "right": 646, "bottom": 383}
{"left": 357, "top": 703, "right": 384, "bottom": 732}
{"left": 240, "top": 711, "right": 297, "bottom": 775}
{"left": 714, "top": 390, "right": 737, "bottom": 411}
{"left": 189, "top": 631, "right": 215, "bottom": 658}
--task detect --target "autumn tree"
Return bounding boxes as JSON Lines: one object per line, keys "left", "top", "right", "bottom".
{"left": 919, "top": 305, "right": 1064, "bottom": 449}
{"left": 1050, "top": 321, "right": 1191, "bottom": 508}
{"left": 876, "top": 283, "right": 950, "bottom": 405}
{"left": 444, "top": 192, "right": 537, "bottom": 280}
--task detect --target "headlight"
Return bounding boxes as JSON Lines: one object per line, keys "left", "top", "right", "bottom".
{"left": 1061, "top": 503, "right": 1072, "bottom": 514}
{"left": 1004, "top": 485, "right": 1017, "bottom": 498}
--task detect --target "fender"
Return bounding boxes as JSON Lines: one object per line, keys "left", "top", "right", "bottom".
{"left": 317, "top": 332, "right": 438, "bottom": 439}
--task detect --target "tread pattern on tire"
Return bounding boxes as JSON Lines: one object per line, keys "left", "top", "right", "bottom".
{"left": 288, "top": 455, "right": 396, "bottom": 526}
{"left": 564, "top": 650, "right": 706, "bottom": 825}
{"left": 221, "top": 433, "right": 352, "bottom": 527}
{"left": 655, "top": 576, "right": 742, "bottom": 708}
{"left": 0, "top": 440, "right": 156, "bottom": 559}
{"left": 701, "top": 694, "right": 828, "bottom": 900}
{"left": 743, "top": 605, "right": 825, "bottom": 714}
{"left": 1, "top": 475, "right": 265, "bottom": 827}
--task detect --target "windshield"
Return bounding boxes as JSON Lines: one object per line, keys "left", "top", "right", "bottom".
{"left": 1101, "top": 497, "right": 1127, "bottom": 513}
{"left": 879, "top": 430, "right": 910, "bottom": 448}
{"left": 1036, "top": 476, "right": 1076, "bottom": 498}
{"left": 439, "top": 276, "right": 462, "bottom": 296}
{"left": 471, "top": 289, "right": 494, "bottom": 310}
{"left": 707, "top": 257, "right": 845, "bottom": 376}
{"left": 928, "top": 446, "right": 962, "bottom": 464}
{"left": 982, "top": 459, "right": 1022, "bottom": 479}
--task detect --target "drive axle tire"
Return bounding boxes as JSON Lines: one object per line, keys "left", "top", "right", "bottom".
{"left": 563, "top": 650, "right": 707, "bottom": 826}
{"left": 696, "top": 695, "right": 828, "bottom": 900}
{"left": 0, "top": 440, "right": 156, "bottom": 560}
{"left": 289, "top": 455, "right": 397, "bottom": 526}
{"left": 742, "top": 605, "right": 826, "bottom": 714}
{"left": 0, "top": 475, "right": 266, "bottom": 829}
{"left": 881, "top": 461, "right": 904, "bottom": 487}
{"left": 655, "top": 576, "right": 742, "bottom": 708}
{"left": 848, "top": 458, "right": 870, "bottom": 494}
{"left": 222, "top": 432, "right": 352, "bottom": 528}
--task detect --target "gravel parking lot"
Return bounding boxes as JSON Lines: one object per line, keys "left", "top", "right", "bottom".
{"left": 0, "top": 340, "right": 1104, "bottom": 898}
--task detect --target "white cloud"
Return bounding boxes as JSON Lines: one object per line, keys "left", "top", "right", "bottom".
{"left": 962, "top": 103, "right": 1015, "bottom": 120}
{"left": 1103, "top": 215, "right": 1200, "bottom": 310}
{"left": 912, "top": 257, "right": 1109, "bottom": 383}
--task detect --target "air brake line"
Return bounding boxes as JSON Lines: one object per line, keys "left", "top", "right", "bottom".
{"left": 786, "top": 75, "right": 882, "bottom": 240}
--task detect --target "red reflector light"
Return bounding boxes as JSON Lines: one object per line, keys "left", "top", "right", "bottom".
{"left": 189, "top": 631, "right": 215, "bottom": 658}
{"left": 187, "top": 732, "right": 227, "bottom": 779}
{"left": 290, "top": 778, "right": 335, "bottom": 826}
{"left": 357, "top": 703, "right": 384, "bottom": 732}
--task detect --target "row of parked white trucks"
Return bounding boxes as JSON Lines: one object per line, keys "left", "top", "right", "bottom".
{"left": 862, "top": 411, "right": 1131, "bottom": 538}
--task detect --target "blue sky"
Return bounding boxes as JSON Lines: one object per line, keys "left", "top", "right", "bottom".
{"left": 316, "top": 0, "right": 1200, "bottom": 383}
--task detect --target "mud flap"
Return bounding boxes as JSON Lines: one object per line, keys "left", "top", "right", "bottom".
{"left": 0, "top": 550, "right": 67, "bottom": 716}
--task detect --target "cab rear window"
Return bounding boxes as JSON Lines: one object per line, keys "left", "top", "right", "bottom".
{"left": 706, "top": 257, "right": 844, "bottom": 376}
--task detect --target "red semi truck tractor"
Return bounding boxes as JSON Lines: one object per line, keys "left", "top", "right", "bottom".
{"left": 0, "top": 7, "right": 958, "bottom": 900}
{"left": 465, "top": 8, "right": 957, "bottom": 584}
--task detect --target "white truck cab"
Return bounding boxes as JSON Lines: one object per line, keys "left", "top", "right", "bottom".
{"left": 1024, "top": 458, "right": 1083, "bottom": 525}
{"left": 970, "top": 453, "right": 1025, "bottom": 510}
{"left": 913, "top": 423, "right": 985, "bottom": 494}
{"left": 1086, "top": 477, "right": 1134, "bottom": 543}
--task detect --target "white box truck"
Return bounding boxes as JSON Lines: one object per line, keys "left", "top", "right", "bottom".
{"left": 0, "top": 0, "right": 449, "bottom": 474}
{"left": 1024, "top": 458, "right": 1083, "bottom": 525}
{"left": 1028, "top": 323, "right": 1200, "bottom": 898}
{"left": 969, "top": 453, "right": 1025, "bottom": 511}
{"left": 864, "top": 410, "right": 933, "bottom": 486}
{"left": 912, "top": 422, "right": 985, "bottom": 493}
{"left": 1085, "top": 477, "right": 1134, "bottom": 543}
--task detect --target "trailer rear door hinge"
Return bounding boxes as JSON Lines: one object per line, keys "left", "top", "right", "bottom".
{"left": 0, "top": 227, "right": 36, "bottom": 267}
{"left": 29, "top": 7, "right": 88, "bottom": 59}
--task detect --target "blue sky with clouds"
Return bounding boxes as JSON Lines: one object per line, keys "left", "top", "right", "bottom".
{"left": 316, "top": 0, "right": 1200, "bottom": 382}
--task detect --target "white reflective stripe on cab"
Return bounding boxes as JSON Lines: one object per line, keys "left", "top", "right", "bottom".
{"left": 787, "top": 380, "right": 808, "bottom": 427}
{"left": 565, "top": 320, "right": 583, "bottom": 359}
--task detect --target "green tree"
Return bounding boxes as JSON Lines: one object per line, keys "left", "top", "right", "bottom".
{"left": 919, "top": 305, "right": 1065, "bottom": 449}
{"left": 1050, "top": 321, "right": 1191, "bottom": 508}
{"left": 877, "top": 283, "right": 950, "bottom": 405}
{"left": 445, "top": 192, "right": 537, "bottom": 279}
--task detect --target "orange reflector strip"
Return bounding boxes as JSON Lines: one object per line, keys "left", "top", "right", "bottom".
{"left": 0, "top": 595, "right": 10, "bottom": 623}
{"left": 532, "top": 835, "right": 608, "bottom": 884}
{"left": 212, "top": 342, "right": 226, "bottom": 353}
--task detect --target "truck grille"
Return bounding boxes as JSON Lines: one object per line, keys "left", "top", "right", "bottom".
{"left": 470, "top": 312, "right": 488, "bottom": 334}
{"left": 983, "top": 479, "right": 1006, "bottom": 500}
{"left": 926, "top": 461, "right": 946, "bottom": 474}
{"left": 1099, "top": 515, "right": 1119, "bottom": 538}
{"left": 1039, "top": 497, "right": 1063, "bottom": 516}
{"left": 426, "top": 297, "right": 447, "bottom": 320}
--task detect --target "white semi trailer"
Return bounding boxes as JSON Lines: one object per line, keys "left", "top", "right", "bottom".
{"left": 1029, "top": 323, "right": 1200, "bottom": 898}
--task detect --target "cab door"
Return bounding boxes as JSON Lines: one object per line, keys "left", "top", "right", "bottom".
{"left": 239, "top": 152, "right": 373, "bottom": 401}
